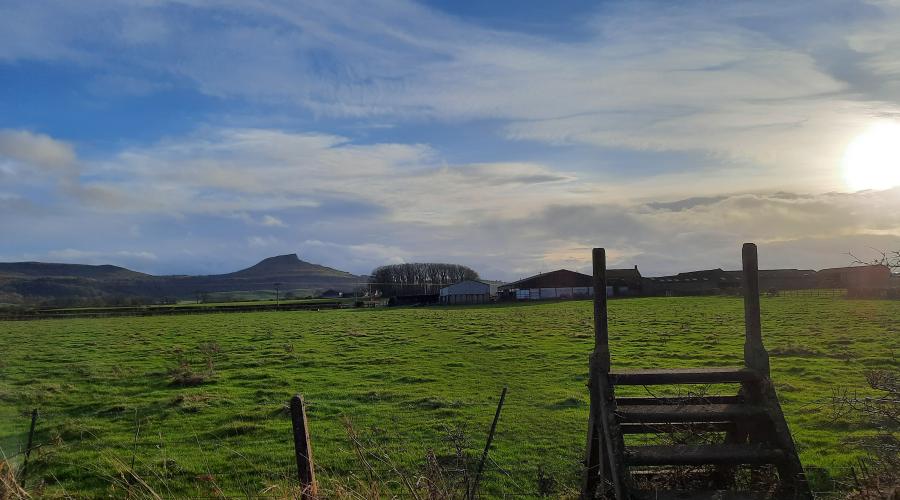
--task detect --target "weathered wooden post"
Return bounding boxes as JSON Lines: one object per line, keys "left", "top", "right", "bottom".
{"left": 290, "top": 394, "right": 318, "bottom": 499}
{"left": 592, "top": 248, "right": 611, "bottom": 371}
{"left": 582, "top": 248, "right": 627, "bottom": 500}
{"left": 20, "top": 408, "right": 37, "bottom": 486}
{"left": 742, "top": 243, "right": 770, "bottom": 376}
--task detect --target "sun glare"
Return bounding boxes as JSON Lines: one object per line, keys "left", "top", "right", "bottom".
{"left": 843, "top": 121, "right": 900, "bottom": 191}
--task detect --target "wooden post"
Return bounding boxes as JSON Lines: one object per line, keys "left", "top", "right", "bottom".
{"left": 592, "top": 248, "right": 611, "bottom": 372}
{"left": 20, "top": 409, "right": 37, "bottom": 486}
{"left": 583, "top": 248, "right": 609, "bottom": 498}
{"left": 583, "top": 248, "right": 628, "bottom": 500}
{"left": 742, "top": 243, "right": 770, "bottom": 377}
{"left": 470, "top": 387, "right": 507, "bottom": 499}
{"left": 290, "top": 395, "right": 317, "bottom": 499}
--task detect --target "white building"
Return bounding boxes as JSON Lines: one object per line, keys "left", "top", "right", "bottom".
{"left": 439, "top": 280, "right": 491, "bottom": 305}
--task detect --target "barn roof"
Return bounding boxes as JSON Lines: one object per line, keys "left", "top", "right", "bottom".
{"left": 439, "top": 280, "right": 491, "bottom": 294}
{"left": 817, "top": 264, "right": 890, "bottom": 275}
{"left": 648, "top": 269, "right": 741, "bottom": 283}
{"left": 607, "top": 267, "right": 642, "bottom": 281}
{"left": 498, "top": 269, "right": 591, "bottom": 290}
{"left": 499, "top": 267, "right": 644, "bottom": 290}
{"left": 758, "top": 269, "right": 816, "bottom": 277}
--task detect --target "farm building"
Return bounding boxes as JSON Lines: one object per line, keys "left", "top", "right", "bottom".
{"left": 758, "top": 269, "right": 817, "bottom": 291}
{"left": 816, "top": 265, "right": 891, "bottom": 294}
{"left": 439, "top": 280, "right": 491, "bottom": 305}
{"left": 498, "top": 267, "right": 641, "bottom": 300}
{"left": 608, "top": 266, "right": 643, "bottom": 295}
{"left": 643, "top": 268, "right": 742, "bottom": 296}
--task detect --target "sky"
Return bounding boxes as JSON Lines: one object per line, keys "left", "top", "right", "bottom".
{"left": 1, "top": 0, "right": 899, "bottom": 280}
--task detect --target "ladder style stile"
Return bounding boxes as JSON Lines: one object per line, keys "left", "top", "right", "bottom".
{"left": 583, "top": 244, "right": 813, "bottom": 500}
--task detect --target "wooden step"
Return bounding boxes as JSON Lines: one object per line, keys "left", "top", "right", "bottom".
{"left": 633, "top": 490, "right": 768, "bottom": 500}
{"left": 620, "top": 422, "right": 737, "bottom": 434}
{"left": 625, "top": 444, "right": 784, "bottom": 466}
{"left": 609, "top": 367, "right": 761, "bottom": 385}
{"left": 617, "top": 395, "right": 744, "bottom": 406}
{"left": 616, "top": 404, "right": 766, "bottom": 423}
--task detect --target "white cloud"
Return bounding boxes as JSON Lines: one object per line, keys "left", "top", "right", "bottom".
{"left": 74, "top": 127, "right": 585, "bottom": 223}
{"left": 3, "top": 1, "right": 900, "bottom": 193}
{"left": 247, "top": 236, "right": 279, "bottom": 248}
{"left": 297, "top": 239, "right": 409, "bottom": 274}
{"left": 0, "top": 129, "right": 76, "bottom": 171}
{"left": 260, "top": 215, "right": 286, "bottom": 227}
{"left": 3, "top": 1, "right": 900, "bottom": 278}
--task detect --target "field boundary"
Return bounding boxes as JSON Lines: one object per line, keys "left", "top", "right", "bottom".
{"left": 0, "top": 300, "right": 347, "bottom": 321}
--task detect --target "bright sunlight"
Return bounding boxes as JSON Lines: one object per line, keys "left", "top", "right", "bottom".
{"left": 843, "top": 121, "right": 900, "bottom": 191}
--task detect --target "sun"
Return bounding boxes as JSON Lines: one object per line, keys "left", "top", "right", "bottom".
{"left": 843, "top": 121, "right": 900, "bottom": 191}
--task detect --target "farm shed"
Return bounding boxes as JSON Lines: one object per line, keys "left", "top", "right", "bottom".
{"left": 497, "top": 267, "right": 642, "bottom": 300}
{"left": 606, "top": 266, "right": 643, "bottom": 295}
{"left": 816, "top": 265, "right": 891, "bottom": 294}
{"left": 758, "top": 269, "right": 817, "bottom": 291}
{"left": 498, "top": 269, "right": 592, "bottom": 300}
{"left": 439, "top": 280, "right": 491, "bottom": 305}
{"left": 643, "top": 268, "right": 742, "bottom": 296}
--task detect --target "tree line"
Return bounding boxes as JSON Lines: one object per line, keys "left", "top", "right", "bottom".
{"left": 369, "top": 263, "right": 479, "bottom": 296}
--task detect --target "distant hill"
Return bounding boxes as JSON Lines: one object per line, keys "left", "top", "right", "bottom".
{"left": 0, "top": 254, "right": 363, "bottom": 307}
{"left": 0, "top": 262, "right": 149, "bottom": 280}
{"left": 224, "top": 254, "right": 354, "bottom": 280}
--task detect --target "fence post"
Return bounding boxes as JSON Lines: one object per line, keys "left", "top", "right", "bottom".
{"left": 20, "top": 408, "right": 38, "bottom": 485}
{"left": 742, "top": 243, "right": 770, "bottom": 377}
{"left": 290, "top": 394, "right": 317, "bottom": 499}
{"left": 470, "top": 387, "right": 507, "bottom": 499}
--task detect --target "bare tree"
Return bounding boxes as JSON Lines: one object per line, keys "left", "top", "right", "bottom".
{"left": 849, "top": 249, "right": 900, "bottom": 273}
{"left": 369, "top": 263, "right": 479, "bottom": 297}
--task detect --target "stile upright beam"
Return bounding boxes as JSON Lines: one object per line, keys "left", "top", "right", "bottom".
{"left": 742, "top": 243, "right": 770, "bottom": 377}
{"left": 593, "top": 248, "right": 611, "bottom": 371}
{"left": 583, "top": 248, "right": 628, "bottom": 500}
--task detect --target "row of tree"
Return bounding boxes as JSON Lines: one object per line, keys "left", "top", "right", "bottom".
{"left": 369, "top": 263, "right": 479, "bottom": 297}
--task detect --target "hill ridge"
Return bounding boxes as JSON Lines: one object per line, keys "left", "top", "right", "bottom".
{"left": 0, "top": 254, "right": 363, "bottom": 305}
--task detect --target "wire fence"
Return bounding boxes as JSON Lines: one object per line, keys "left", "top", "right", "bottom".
{"left": 767, "top": 289, "right": 848, "bottom": 298}
{"left": 0, "top": 400, "right": 578, "bottom": 498}
{"left": 0, "top": 400, "right": 880, "bottom": 499}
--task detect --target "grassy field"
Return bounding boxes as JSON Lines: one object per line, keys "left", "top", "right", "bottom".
{"left": 40, "top": 297, "right": 351, "bottom": 312}
{"left": 0, "top": 296, "right": 897, "bottom": 497}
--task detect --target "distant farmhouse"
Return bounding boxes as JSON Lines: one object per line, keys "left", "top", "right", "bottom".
{"left": 644, "top": 265, "right": 890, "bottom": 297}
{"left": 643, "top": 268, "right": 817, "bottom": 296}
{"left": 644, "top": 268, "right": 742, "bottom": 296}
{"left": 497, "top": 267, "right": 642, "bottom": 301}
{"left": 439, "top": 280, "right": 491, "bottom": 305}
{"left": 816, "top": 265, "right": 891, "bottom": 295}
{"left": 429, "top": 261, "right": 894, "bottom": 306}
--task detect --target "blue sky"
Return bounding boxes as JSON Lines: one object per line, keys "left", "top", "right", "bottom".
{"left": 1, "top": 0, "right": 899, "bottom": 279}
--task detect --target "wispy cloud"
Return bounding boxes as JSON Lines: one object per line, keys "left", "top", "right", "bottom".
{"left": 0, "top": 129, "right": 76, "bottom": 172}
{"left": 3, "top": 1, "right": 899, "bottom": 190}
{"left": 1, "top": 1, "right": 900, "bottom": 276}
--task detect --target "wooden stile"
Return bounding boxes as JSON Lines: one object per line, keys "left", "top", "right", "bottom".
{"left": 581, "top": 244, "right": 812, "bottom": 500}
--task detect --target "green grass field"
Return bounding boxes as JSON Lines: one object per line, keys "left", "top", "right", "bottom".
{"left": 0, "top": 296, "right": 897, "bottom": 497}
{"left": 40, "top": 297, "right": 351, "bottom": 312}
